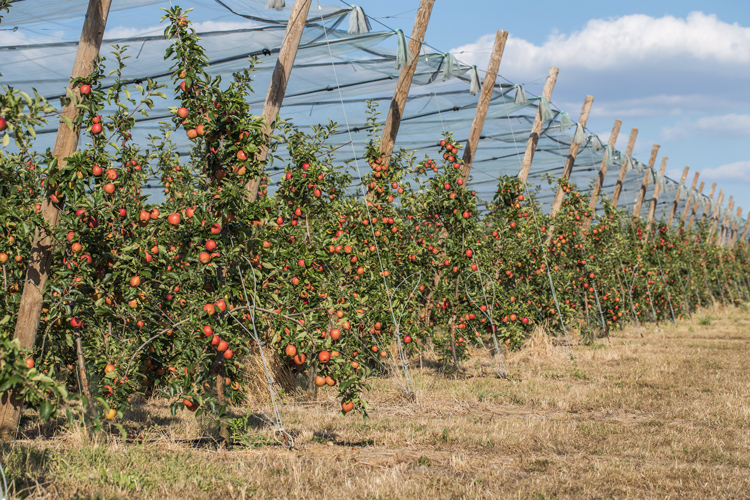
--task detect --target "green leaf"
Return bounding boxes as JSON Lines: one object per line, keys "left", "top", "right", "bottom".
{"left": 0, "top": 315, "right": 10, "bottom": 325}
{"left": 60, "top": 114, "right": 74, "bottom": 131}
{"left": 2, "top": 133, "right": 9, "bottom": 148}
{"left": 39, "top": 400, "right": 53, "bottom": 421}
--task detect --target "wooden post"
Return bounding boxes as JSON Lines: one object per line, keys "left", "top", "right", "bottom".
{"left": 460, "top": 30, "right": 508, "bottom": 179}
{"left": 741, "top": 211, "right": 750, "bottom": 244}
{"left": 646, "top": 156, "right": 669, "bottom": 223}
{"left": 548, "top": 95, "right": 594, "bottom": 217}
{"left": 680, "top": 172, "right": 700, "bottom": 226}
{"left": 730, "top": 208, "right": 742, "bottom": 247}
{"left": 632, "top": 144, "right": 660, "bottom": 219}
{"left": 378, "top": 0, "right": 435, "bottom": 169}
{"left": 716, "top": 196, "right": 734, "bottom": 247}
{"left": 0, "top": 0, "right": 113, "bottom": 441}
{"left": 687, "top": 181, "right": 707, "bottom": 230}
{"left": 245, "top": 0, "right": 313, "bottom": 202}
{"left": 709, "top": 190, "right": 725, "bottom": 241}
{"left": 583, "top": 119, "right": 621, "bottom": 228}
{"left": 667, "top": 166, "right": 690, "bottom": 227}
{"left": 517, "top": 66, "right": 559, "bottom": 182}
{"left": 610, "top": 127, "right": 638, "bottom": 208}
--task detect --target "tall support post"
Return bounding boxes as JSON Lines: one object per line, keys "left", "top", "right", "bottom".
{"left": 460, "top": 30, "right": 508, "bottom": 179}
{"left": 709, "top": 190, "right": 725, "bottom": 242}
{"left": 517, "top": 66, "right": 560, "bottom": 182}
{"left": 667, "top": 166, "right": 690, "bottom": 227}
{"left": 700, "top": 183, "right": 718, "bottom": 223}
{"left": 646, "top": 156, "right": 669, "bottom": 222}
{"left": 632, "top": 144, "right": 660, "bottom": 219}
{"left": 0, "top": 0, "right": 113, "bottom": 441}
{"left": 730, "top": 208, "right": 742, "bottom": 247}
{"left": 548, "top": 95, "right": 594, "bottom": 216}
{"left": 610, "top": 127, "right": 638, "bottom": 208}
{"left": 687, "top": 181, "right": 706, "bottom": 230}
{"left": 680, "top": 172, "right": 700, "bottom": 226}
{"left": 378, "top": 0, "right": 435, "bottom": 170}
{"left": 246, "top": 0, "right": 313, "bottom": 202}
{"left": 583, "top": 119, "right": 621, "bottom": 229}
{"left": 741, "top": 212, "right": 750, "bottom": 244}
{"left": 716, "top": 196, "right": 734, "bottom": 247}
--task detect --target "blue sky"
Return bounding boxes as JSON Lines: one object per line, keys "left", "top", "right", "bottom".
{"left": 357, "top": 0, "right": 750, "bottom": 214}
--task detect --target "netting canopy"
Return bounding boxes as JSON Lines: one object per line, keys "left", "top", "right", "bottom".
{"left": 0, "top": 0, "right": 728, "bottom": 225}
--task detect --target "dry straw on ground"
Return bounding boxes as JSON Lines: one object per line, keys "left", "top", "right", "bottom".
{"left": 2, "top": 307, "right": 750, "bottom": 499}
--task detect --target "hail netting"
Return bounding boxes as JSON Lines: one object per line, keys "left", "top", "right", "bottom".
{"left": 0, "top": 0, "right": 719, "bottom": 222}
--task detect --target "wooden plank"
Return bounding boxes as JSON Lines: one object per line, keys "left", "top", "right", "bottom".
{"left": 709, "top": 189, "right": 725, "bottom": 241}
{"left": 377, "top": 0, "right": 436, "bottom": 170}
{"left": 687, "top": 181, "right": 706, "bottom": 230}
{"left": 631, "top": 144, "right": 660, "bottom": 219}
{"left": 610, "top": 127, "right": 638, "bottom": 208}
{"left": 516, "top": 66, "right": 559, "bottom": 182}
{"left": 548, "top": 95, "right": 594, "bottom": 217}
{"left": 0, "top": 0, "right": 113, "bottom": 442}
{"left": 680, "top": 172, "right": 700, "bottom": 226}
{"left": 460, "top": 30, "right": 508, "bottom": 179}
{"left": 667, "top": 166, "right": 689, "bottom": 227}
{"left": 583, "top": 119, "right": 621, "bottom": 229}
{"left": 245, "top": 0, "right": 313, "bottom": 202}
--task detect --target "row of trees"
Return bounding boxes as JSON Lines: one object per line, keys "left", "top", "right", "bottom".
{"left": 0, "top": 9, "right": 748, "bottom": 435}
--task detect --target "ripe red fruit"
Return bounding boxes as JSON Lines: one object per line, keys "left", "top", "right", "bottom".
{"left": 211, "top": 335, "right": 221, "bottom": 346}
{"left": 318, "top": 351, "right": 331, "bottom": 363}
{"left": 0, "top": 117, "right": 6, "bottom": 131}
{"left": 203, "top": 326, "right": 213, "bottom": 337}
{"left": 91, "top": 123, "right": 102, "bottom": 135}
{"left": 25, "top": 358, "right": 34, "bottom": 369}
{"left": 509, "top": 314, "right": 517, "bottom": 322}
{"left": 177, "top": 107, "right": 189, "bottom": 118}
{"left": 301, "top": 162, "right": 310, "bottom": 170}
{"left": 285, "top": 344, "right": 297, "bottom": 357}
{"left": 465, "top": 249, "right": 473, "bottom": 258}
{"left": 92, "top": 165, "right": 103, "bottom": 176}
{"left": 236, "top": 150, "right": 248, "bottom": 161}
{"left": 129, "top": 276, "right": 141, "bottom": 287}
{"left": 217, "top": 340, "right": 228, "bottom": 352}
{"left": 329, "top": 328, "right": 341, "bottom": 340}
{"left": 203, "top": 304, "right": 216, "bottom": 316}
{"left": 210, "top": 224, "right": 221, "bottom": 234}
{"left": 223, "top": 349, "right": 234, "bottom": 360}
{"left": 70, "top": 317, "right": 82, "bottom": 328}
{"left": 404, "top": 335, "right": 412, "bottom": 344}
{"left": 79, "top": 84, "right": 91, "bottom": 95}
{"left": 298, "top": 259, "right": 305, "bottom": 267}
{"left": 204, "top": 240, "right": 217, "bottom": 251}
{"left": 105, "top": 363, "right": 116, "bottom": 373}
{"left": 168, "top": 213, "right": 181, "bottom": 225}
{"left": 198, "top": 252, "right": 211, "bottom": 264}
{"left": 215, "top": 299, "right": 227, "bottom": 312}
{"left": 341, "top": 400, "right": 354, "bottom": 413}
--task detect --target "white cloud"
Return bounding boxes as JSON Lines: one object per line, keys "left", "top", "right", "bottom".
{"left": 452, "top": 12, "right": 750, "bottom": 78}
{"left": 661, "top": 114, "right": 750, "bottom": 140}
{"left": 700, "top": 161, "right": 750, "bottom": 182}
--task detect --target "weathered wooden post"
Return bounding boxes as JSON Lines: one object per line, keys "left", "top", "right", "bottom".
{"left": 517, "top": 66, "right": 560, "bottom": 182}
{"left": 680, "top": 172, "right": 700, "bottom": 226}
{"left": 377, "top": 0, "right": 435, "bottom": 170}
{"left": 719, "top": 197, "right": 734, "bottom": 246}
{"left": 610, "top": 128, "right": 638, "bottom": 208}
{"left": 0, "top": 0, "right": 113, "bottom": 441}
{"left": 548, "top": 95, "right": 594, "bottom": 216}
{"left": 246, "top": 0, "right": 313, "bottom": 202}
{"left": 667, "top": 166, "right": 689, "bottom": 227}
{"left": 583, "top": 119, "right": 621, "bottom": 229}
{"left": 694, "top": 182, "right": 717, "bottom": 228}
{"left": 461, "top": 29, "right": 508, "bottom": 180}
{"left": 709, "top": 190, "right": 725, "bottom": 241}
{"left": 643, "top": 156, "right": 668, "bottom": 239}
{"left": 631, "top": 144, "right": 660, "bottom": 220}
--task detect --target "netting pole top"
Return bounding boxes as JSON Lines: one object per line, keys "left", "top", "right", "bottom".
{"left": 610, "top": 127, "right": 638, "bottom": 208}
{"left": 245, "top": 0, "right": 313, "bottom": 202}
{"left": 667, "top": 166, "right": 690, "bottom": 227}
{"left": 0, "top": 0, "right": 113, "bottom": 442}
{"left": 632, "top": 144, "right": 660, "bottom": 221}
{"left": 548, "top": 95, "right": 594, "bottom": 217}
{"left": 377, "top": 0, "right": 435, "bottom": 172}
{"left": 583, "top": 119, "right": 621, "bottom": 229}
{"left": 460, "top": 29, "right": 508, "bottom": 180}
{"left": 680, "top": 172, "right": 700, "bottom": 227}
{"left": 517, "top": 66, "right": 559, "bottom": 183}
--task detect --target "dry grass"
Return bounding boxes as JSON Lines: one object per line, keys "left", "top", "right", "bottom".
{"left": 3, "top": 307, "right": 750, "bottom": 499}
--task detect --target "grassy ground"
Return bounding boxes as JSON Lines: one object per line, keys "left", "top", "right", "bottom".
{"left": 2, "top": 307, "right": 750, "bottom": 499}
